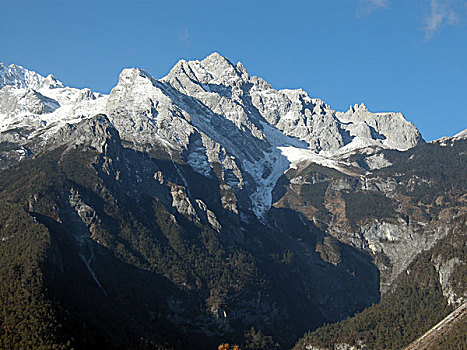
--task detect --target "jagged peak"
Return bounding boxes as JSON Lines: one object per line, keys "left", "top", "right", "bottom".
{"left": 200, "top": 51, "right": 233, "bottom": 66}
{"left": 0, "top": 62, "right": 46, "bottom": 89}
{"left": 163, "top": 58, "right": 200, "bottom": 81}
{"left": 76, "top": 88, "right": 97, "bottom": 101}
{"left": 117, "top": 67, "right": 155, "bottom": 85}
{"left": 0, "top": 62, "right": 29, "bottom": 73}
{"left": 200, "top": 52, "right": 246, "bottom": 82}
{"left": 235, "top": 61, "right": 248, "bottom": 78}
{"left": 40, "top": 74, "right": 64, "bottom": 89}
{"left": 347, "top": 102, "right": 369, "bottom": 114}
{"left": 164, "top": 52, "right": 249, "bottom": 86}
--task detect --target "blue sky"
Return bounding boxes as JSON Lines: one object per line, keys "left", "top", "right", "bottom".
{"left": 1, "top": 0, "right": 466, "bottom": 140}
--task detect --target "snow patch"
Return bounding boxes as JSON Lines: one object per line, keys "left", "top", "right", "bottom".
{"left": 279, "top": 146, "right": 356, "bottom": 176}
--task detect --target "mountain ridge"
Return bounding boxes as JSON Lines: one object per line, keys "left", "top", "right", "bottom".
{"left": 0, "top": 53, "right": 465, "bottom": 349}
{"left": 0, "top": 53, "right": 426, "bottom": 220}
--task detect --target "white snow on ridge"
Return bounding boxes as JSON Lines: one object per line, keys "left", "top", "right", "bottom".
{"left": 0, "top": 63, "right": 45, "bottom": 89}
{"left": 279, "top": 146, "right": 358, "bottom": 176}
{"left": 328, "top": 136, "right": 388, "bottom": 156}
{"left": 0, "top": 62, "right": 108, "bottom": 140}
{"left": 432, "top": 127, "right": 467, "bottom": 147}
{"left": 453, "top": 128, "right": 467, "bottom": 139}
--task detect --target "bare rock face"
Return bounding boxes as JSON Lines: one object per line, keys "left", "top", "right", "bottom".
{"left": 0, "top": 87, "right": 60, "bottom": 116}
{"left": 163, "top": 53, "right": 422, "bottom": 155}
{"left": 196, "top": 199, "right": 222, "bottom": 232}
{"left": 106, "top": 67, "right": 195, "bottom": 152}
{"left": 170, "top": 184, "right": 200, "bottom": 223}
{"left": 358, "top": 220, "right": 450, "bottom": 293}
{"left": 434, "top": 256, "right": 465, "bottom": 305}
{"left": 334, "top": 103, "right": 423, "bottom": 153}
{"left": 69, "top": 188, "right": 98, "bottom": 228}
{"left": 44, "top": 114, "right": 120, "bottom": 153}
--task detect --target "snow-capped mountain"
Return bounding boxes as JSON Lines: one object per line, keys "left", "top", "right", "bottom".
{"left": 0, "top": 62, "right": 47, "bottom": 89}
{"left": 0, "top": 53, "right": 423, "bottom": 219}
{"left": 1, "top": 54, "right": 465, "bottom": 350}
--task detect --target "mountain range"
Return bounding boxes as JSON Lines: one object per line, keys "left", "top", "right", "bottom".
{"left": 0, "top": 53, "right": 465, "bottom": 349}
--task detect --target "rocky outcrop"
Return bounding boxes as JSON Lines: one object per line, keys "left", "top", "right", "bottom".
{"left": 358, "top": 220, "right": 449, "bottom": 292}
{"left": 434, "top": 257, "right": 465, "bottom": 305}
